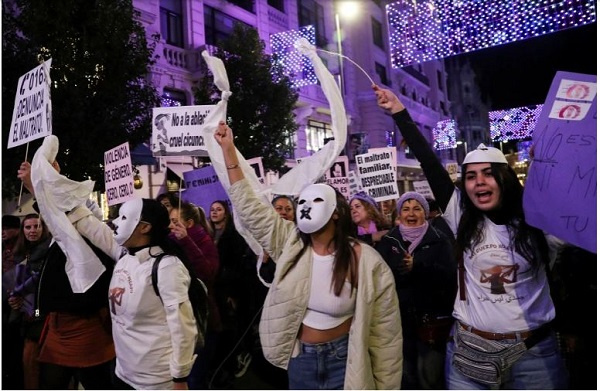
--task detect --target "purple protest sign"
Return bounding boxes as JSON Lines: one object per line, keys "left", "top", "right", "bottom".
{"left": 523, "top": 71, "right": 596, "bottom": 253}
{"left": 181, "top": 165, "right": 230, "bottom": 217}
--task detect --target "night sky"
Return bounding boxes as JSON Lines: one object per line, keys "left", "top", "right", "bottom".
{"left": 457, "top": 22, "right": 597, "bottom": 110}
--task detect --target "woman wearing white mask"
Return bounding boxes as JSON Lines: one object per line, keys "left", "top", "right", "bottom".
{"left": 214, "top": 121, "right": 402, "bottom": 390}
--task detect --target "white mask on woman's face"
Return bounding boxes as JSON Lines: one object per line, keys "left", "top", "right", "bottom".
{"left": 296, "top": 184, "right": 337, "bottom": 234}
{"left": 113, "top": 199, "right": 143, "bottom": 246}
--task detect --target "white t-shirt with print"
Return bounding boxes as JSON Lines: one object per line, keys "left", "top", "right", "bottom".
{"left": 109, "top": 246, "right": 197, "bottom": 389}
{"left": 443, "top": 190, "right": 555, "bottom": 333}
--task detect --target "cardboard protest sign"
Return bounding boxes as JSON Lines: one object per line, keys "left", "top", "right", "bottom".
{"left": 355, "top": 147, "right": 399, "bottom": 202}
{"left": 8, "top": 59, "right": 53, "bottom": 148}
{"left": 151, "top": 105, "right": 215, "bottom": 156}
{"left": 104, "top": 142, "right": 135, "bottom": 206}
{"left": 523, "top": 71, "right": 596, "bottom": 253}
{"left": 325, "top": 156, "right": 350, "bottom": 199}
{"left": 446, "top": 163, "right": 458, "bottom": 182}
{"left": 413, "top": 180, "right": 434, "bottom": 199}
{"left": 181, "top": 165, "right": 229, "bottom": 216}
{"left": 247, "top": 157, "right": 266, "bottom": 186}
{"left": 347, "top": 170, "right": 363, "bottom": 197}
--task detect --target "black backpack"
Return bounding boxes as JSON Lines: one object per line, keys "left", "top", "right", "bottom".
{"left": 151, "top": 253, "right": 208, "bottom": 349}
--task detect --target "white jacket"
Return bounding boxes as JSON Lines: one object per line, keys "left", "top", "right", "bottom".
{"left": 229, "top": 179, "right": 403, "bottom": 389}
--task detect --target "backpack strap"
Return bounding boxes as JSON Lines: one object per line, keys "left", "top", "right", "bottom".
{"left": 151, "top": 253, "right": 167, "bottom": 299}
{"left": 458, "top": 250, "right": 466, "bottom": 301}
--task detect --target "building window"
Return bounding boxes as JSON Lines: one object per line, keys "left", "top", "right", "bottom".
{"left": 306, "top": 120, "right": 332, "bottom": 153}
{"left": 437, "top": 70, "right": 444, "bottom": 91}
{"left": 372, "top": 18, "right": 384, "bottom": 49}
{"left": 161, "top": 89, "right": 187, "bottom": 107}
{"left": 440, "top": 101, "right": 448, "bottom": 115}
{"left": 160, "top": 0, "right": 184, "bottom": 47}
{"left": 298, "top": 0, "right": 326, "bottom": 48}
{"left": 229, "top": 0, "right": 255, "bottom": 13}
{"left": 412, "top": 90, "right": 417, "bottom": 101}
{"left": 375, "top": 62, "right": 389, "bottom": 86}
{"left": 268, "top": 0, "right": 284, "bottom": 12}
{"left": 385, "top": 130, "right": 396, "bottom": 147}
{"left": 204, "top": 6, "right": 250, "bottom": 46}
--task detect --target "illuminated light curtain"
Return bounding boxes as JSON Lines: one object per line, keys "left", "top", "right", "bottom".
{"left": 270, "top": 25, "right": 318, "bottom": 88}
{"left": 489, "top": 104, "right": 543, "bottom": 141}
{"left": 387, "top": 0, "right": 597, "bottom": 67}
{"left": 433, "top": 119, "right": 457, "bottom": 150}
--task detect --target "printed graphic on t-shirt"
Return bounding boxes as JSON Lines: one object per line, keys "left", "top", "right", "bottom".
{"left": 109, "top": 268, "right": 133, "bottom": 323}
{"left": 471, "top": 243, "right": 525, "bottom": 304}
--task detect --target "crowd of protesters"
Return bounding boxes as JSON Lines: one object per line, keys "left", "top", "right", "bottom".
{"left": 0, "top": 84, "right": 594, "bottom": 390}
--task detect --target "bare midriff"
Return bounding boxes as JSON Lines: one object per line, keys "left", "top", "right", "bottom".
{"left": 298, "top": 317, "right": 353, "bottom": 344}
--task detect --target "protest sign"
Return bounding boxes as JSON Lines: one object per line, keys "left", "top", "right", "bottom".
{"left": 347, "top": 170, "right": 363, "bottom": 197}
{"left": 181, "top": 165, "right": 229, "bottom": 215}
{"left": 413, "top": 180, "right": 434, "bottom": 199}
{"left": 355, "top": 147, "right": 399, "bottom": 202}
{"left": 104, "top": 142, "right": 135, "bottom": 206}
{"left": 8, "top": 59, "right": 53, "bottom": 149}
{"left": 151, "top": 105, "right": 215, "bottom": 156}
{"left": 325, "top": 156, "right": 350, "bottom": 199}
{"left": 523, "top": 71, "right": 596, "bottom": 253}
{"left": 247, "top": 157, "right": 266, "bottom": 185}
{"left": 446, "top": 163, "right": 458, "bottom": 182}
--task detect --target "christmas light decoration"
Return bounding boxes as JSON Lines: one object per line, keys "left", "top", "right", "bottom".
{"left": 270, "top": 25, "right": 318, "bottom": 88}
{"left": 489, "top": 104, "right": 543, "bottom": 141}
{"left": 387, "top": 0, "right": 596, "bottom": 67}
{"left": 433, "top": 119, "right": 457, "bottom": 150}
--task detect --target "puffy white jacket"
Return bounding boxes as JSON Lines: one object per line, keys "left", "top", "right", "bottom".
{"left": 229, "top": 179, "right": 403, "bottom": 389}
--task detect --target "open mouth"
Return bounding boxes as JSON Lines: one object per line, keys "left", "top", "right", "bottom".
{"left": 405, "top": 218, "right": 418, "bottom": 225}
{"left": 475, "top": 191, "right": 493, "bottom": 202}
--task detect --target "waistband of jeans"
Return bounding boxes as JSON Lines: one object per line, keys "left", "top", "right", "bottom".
{"left": 298, "top": 333, "right": 349, "bottom": 353}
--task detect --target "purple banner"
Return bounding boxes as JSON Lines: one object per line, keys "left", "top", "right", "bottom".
{"left": 523, "top": 71, "right": 596, "bottom": 253}
{"left": 181, "top": 165, "right": 230, "bottom": 217}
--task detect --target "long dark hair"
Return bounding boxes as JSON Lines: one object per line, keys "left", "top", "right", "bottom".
{"left": 283, "top": 189, "right": 358, "bottom": 297}
{"left": 13, "top": 213, "right": 51, "bottom": 258}
{"left": 141, "top": 199, "right": 190, "bottom": 266}
{"left": 456, "top": 163, "right": 548, "bottom": 269}
{"left": 208, "top": 200, "right": 232, "bottom": 232}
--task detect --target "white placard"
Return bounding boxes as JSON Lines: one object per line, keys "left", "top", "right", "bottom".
{"left": 355, "top": 147, "right": 399, "bottom": 202}
{"left": 348, "top": 170, "right": 362, "bottom": 197}
{"left": 8, "top": 59, "right": 53, "bottom": 148}
{"left": 151, "top": 105, "right": 215, "bottom": 156}
{"left": 412, "top": 180, "right": 434, "bottom": 199}
{"left": 247, "top": 157, "right": 265, "bottom": 186}
{"left": 104, "top": 142, "right": 135, "bottom": 206}
{"left": 325, "top": 156, "right": 350, "bottom": 199}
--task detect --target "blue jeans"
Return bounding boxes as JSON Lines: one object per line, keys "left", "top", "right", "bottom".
{"left": 288, "top": 334, "right": 348, "bottom": 390}
{"left": 445, "top": 324, "right": 568, "bottom": 389}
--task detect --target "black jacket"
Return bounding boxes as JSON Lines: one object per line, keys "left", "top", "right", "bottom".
{"left": 376, "top": 225, "right": 456, "bottom": 324}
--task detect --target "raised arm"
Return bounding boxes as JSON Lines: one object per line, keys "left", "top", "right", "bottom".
{"left": 373, "top": 85, "right": 455, "bottom": 211}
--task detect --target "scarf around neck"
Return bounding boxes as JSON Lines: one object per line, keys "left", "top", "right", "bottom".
{"left": 358, "top": 221, "right": 378, "bottom": 235}
{"left": 399, "top": 221, "right": 429, "bottom": 255}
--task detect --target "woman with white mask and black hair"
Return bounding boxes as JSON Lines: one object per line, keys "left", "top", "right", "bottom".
{"left": 214, "top": 121, "right": 402, "bottom": 390}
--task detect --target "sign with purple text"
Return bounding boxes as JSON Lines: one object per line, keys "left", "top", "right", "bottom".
{"left": 523, "top": 71, "right": 596, "bottom": 253}
{"left": 181, "top": 165, "right": 229, "bottom": 217}
{"left": 104, "top": 142, "right": 135, "bottom": 206}
{"left": 8, "top": 59, "right": 53, "bottom": 148}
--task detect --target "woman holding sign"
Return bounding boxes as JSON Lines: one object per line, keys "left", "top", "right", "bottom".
{"left": 373, "top": 85, "right": 567, "bottom": 389}
{"left": 213, "top": 121, "right": 402, "bottom": 389}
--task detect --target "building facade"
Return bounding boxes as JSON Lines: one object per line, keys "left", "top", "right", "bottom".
{"left": 132, "top": 0, "right": 455, "bottom": 197}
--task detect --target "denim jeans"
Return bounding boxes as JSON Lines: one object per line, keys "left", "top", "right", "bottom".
{"left": 445, "top": 324, "right": 568, "bottom": 389}
{"left": 288, "top": 334, "right": 348, "bottom": 390}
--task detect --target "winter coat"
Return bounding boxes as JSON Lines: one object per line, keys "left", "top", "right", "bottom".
{"left": 229, "top": 179, "right": 403, "bottom": 390}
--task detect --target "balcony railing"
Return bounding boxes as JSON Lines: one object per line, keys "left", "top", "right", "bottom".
{"left": 401, "top": 66, "right": 430, "bottom": 86}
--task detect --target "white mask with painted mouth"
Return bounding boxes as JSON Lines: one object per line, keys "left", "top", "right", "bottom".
{"left": 296, "top": 184, "right": 337, "bottom": 234}
{"left": 113, "top": 198, "right": 143, "bottom": 246}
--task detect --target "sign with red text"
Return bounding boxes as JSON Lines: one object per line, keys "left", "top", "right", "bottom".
{"left": 8, "top": 59, "right": 53, "bottom": 148}
{"left": 104, "top": 142, "right": 135, "bottom": 206}
{"left": 524, "top": 71, "right": 596, "bottom": 253}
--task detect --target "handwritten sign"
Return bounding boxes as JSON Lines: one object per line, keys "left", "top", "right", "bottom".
{"left": 355, "top": 147, "right": 399, "bottom": 202}
{"left": 181, "top": 165, "right": 229, "bottom": 215}
{"left": 104, "top": 142, "right": 135, "bottom": 206}
{"left": 413, "top": 180, "right": 434, "bottom": 199}
{"left": 325, "top": 156, "right": 350, "bottom": 199}
{"left": 8, "top": 59, "right": 53, "bottom": 148}
{"left": 523, "top": 71, "right": 596, "bottom": 253}
{"left": 446, "top": 162, "right": 458, "bottom": 182}
{"left": 151, "top": 105, "right": 215, "bottom": 156}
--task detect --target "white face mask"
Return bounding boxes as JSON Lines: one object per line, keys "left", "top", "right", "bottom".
{"left": 296, "top": 184, "right": 337, "bottom": 234}
{"left": 113, "top": 198, "right": 143, "bottom": 246}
